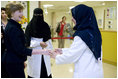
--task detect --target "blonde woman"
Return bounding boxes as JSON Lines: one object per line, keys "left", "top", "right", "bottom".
{"left": 4, "top": 3, "right": 49, "bottom": 78}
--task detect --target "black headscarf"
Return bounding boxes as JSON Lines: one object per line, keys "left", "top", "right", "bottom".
{"left": 71, "top": 4, "right": 102, "bottom": 60}
{"left": 25, "top": 8, "right": 51, "bottom": 46}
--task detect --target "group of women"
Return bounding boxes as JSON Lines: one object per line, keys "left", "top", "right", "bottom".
{"left": 1, "top": 2, "right": 103, "bottom": 78}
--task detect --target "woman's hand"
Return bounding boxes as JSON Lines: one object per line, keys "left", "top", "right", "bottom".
{"left": 24, "top": 62, "right": 27, "bottom": 69}
{"left": 54, "top": 48, "right": 62, "bottom": 54}
{"left": 48, "top": 49, "right": 62, "bottom": 59}
{"left": 32, "top": 49, "right": 50, "bottom": 55}
{"left": 40, "top": 42, "right": 47, "bottom": 48}
{"left": 48, "top": 50, "right": 58, "bottom": 59}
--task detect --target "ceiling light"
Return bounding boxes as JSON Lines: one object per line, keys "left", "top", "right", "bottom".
{"left": 102, "top": 3, "right": 105, "bottom": 5}
{"left": 43, "top": 4, "right": 54, "bottom": 8}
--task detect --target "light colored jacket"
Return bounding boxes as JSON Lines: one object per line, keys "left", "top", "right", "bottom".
{"left": 27, "top": 37, "right": 53, "bottom": 78}
{"left": 55, "top": 36, "right": 103, "bottom": 78}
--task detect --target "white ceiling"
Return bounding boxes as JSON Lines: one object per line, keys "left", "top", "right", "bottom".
{"left": 41, "top": 1, "right": 117, "bottom": 12}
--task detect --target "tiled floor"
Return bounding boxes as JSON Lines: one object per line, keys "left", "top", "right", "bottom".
{"left": 51, "top": 39, "right": 117, "bottom": 78}
{"left": 51, "top": 59, "right": 117, "bottom": 78}
{"left": 25, "top": 39, "right": 117, "bottom": 78}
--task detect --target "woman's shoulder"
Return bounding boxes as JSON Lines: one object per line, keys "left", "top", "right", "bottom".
{"left": 6, "top": 22, "right": 16, "bottom": 29}
{"left": 5, "top": 22, "right": 20, "bottom": 34}
{"left": 73, "top": 36, "right": 86, "bottom": 44}
{"left": 74, "top": 36, "right": 81, "bottom": 40}
{"left": 43, "top": 22, "right": 51, "bottom": 28}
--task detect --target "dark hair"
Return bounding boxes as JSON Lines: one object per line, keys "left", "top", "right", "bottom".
{"left": 62, "top": 16, "right": 66, "bottom": 19}
{"left": 1, "top": 7, "right": 6, "bottom": 11}
{"left": 5, "top": 3, "right": 24, "bottom": 18}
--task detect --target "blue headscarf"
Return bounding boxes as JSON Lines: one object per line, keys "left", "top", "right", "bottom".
{"left": 71, "top": 4, "right": 102, "bottom": 60}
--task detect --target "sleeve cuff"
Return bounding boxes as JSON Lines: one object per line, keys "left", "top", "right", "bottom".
{"left": 26, "top": 49, "right": 32, "bottom": 56}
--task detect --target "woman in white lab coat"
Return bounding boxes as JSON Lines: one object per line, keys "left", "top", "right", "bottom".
{"left": 49, "top": 4, "right": 104, "bottom": 78}
{"left": 25, "top": 8, "right": 53, "bottom": 78}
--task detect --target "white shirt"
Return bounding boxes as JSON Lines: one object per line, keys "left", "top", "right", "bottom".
{"left": 56, "top": 36, "right": 104, "bottom": 78}
{"left": 27, "top": 37, "right": 53, "bottom": 78}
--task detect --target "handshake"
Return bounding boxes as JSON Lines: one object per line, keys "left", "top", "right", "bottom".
{"left": 40, "top": 42, "right": 62, "bottom": 58}
{"left": 31, "top": 42, "right": 62, "bottom": 59}
{"left": 47, "top": 48, "right": 63, "bottom": 59}
{"left": 32, "top": 48, "right": 62, "bottom": 59}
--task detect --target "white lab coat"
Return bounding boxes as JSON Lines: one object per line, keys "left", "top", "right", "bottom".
{"left": 27, "top": 37, "right": 53, "bottom": 78}
{"left": 56, "top": 36, "right": 104, "bottom": 78}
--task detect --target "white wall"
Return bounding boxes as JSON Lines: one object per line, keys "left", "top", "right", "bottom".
{"left": 93, "top": 4, "right": 117, "bottom": 31}
{"left": 44, "top": 10, "right": 73, "bottom": 29}
{"left": 55, "top": 11, "right": 72, "bottom": 25}
{"left": 104, "top": 6, "right": 117, "bottom": 31}
{"left": 44, "top": 10, "right": 52, "bottom": 26}
{"left": 1, "top": 1, "right": 8, "bottom": 7}
{"left": 29, "top": 1, "right": 38, "bottom": 21}
{"left": 1, "top": 1, "right": 117, "bottom": 31}
{"left": 45, "top": 5, "right": 117, "bottom": 31}
{"left": 93, "top": 6, "right": 105, "bottom": 28}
